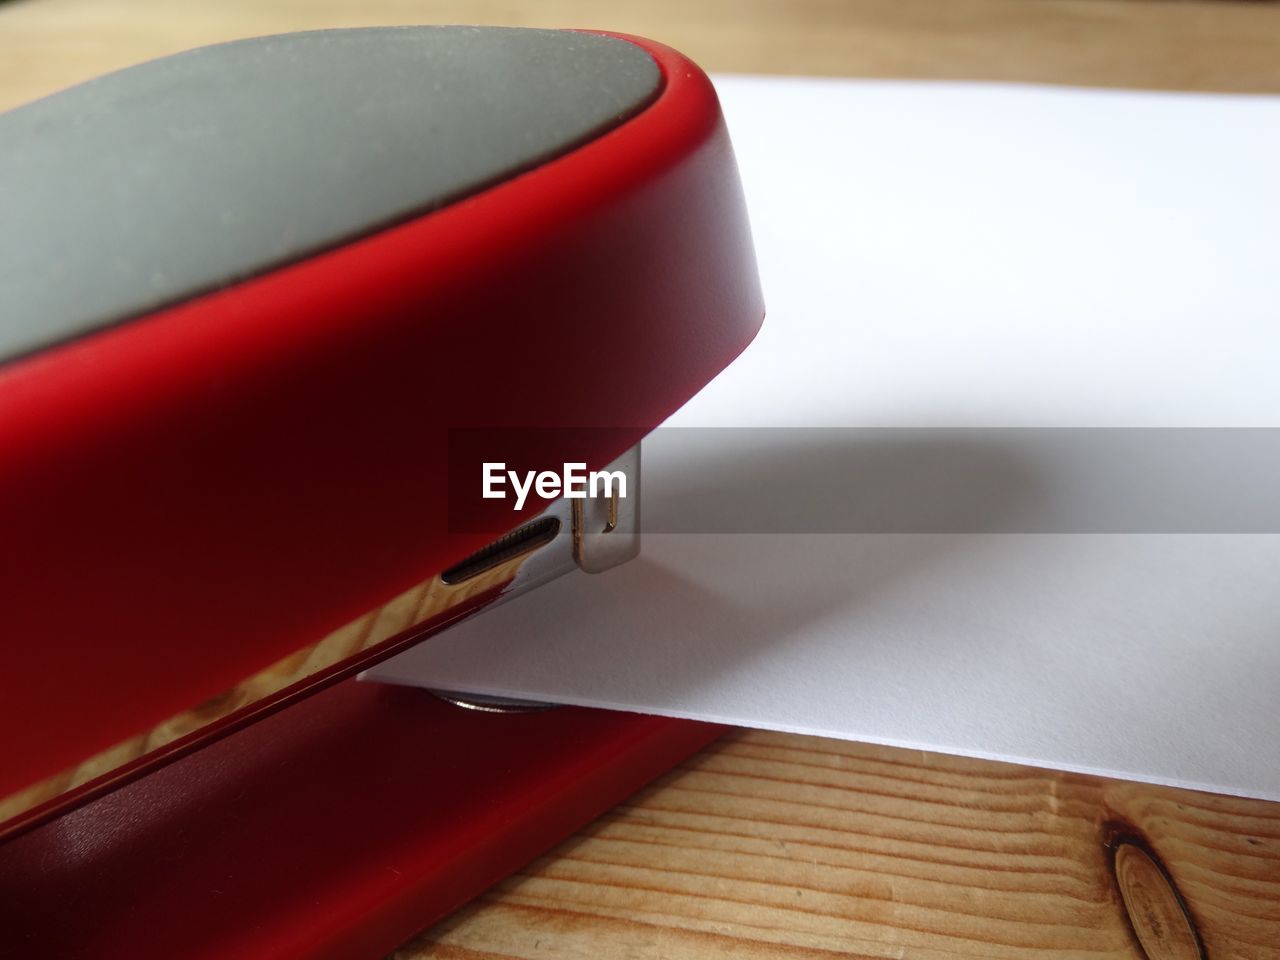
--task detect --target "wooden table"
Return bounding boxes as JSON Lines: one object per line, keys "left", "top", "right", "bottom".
{"left": 3, "top": 2, "right": 1278, "bottom": 957}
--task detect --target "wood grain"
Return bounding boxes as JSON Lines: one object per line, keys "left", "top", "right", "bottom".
{"left": 1113, "top": 844, "right": 1204, "bottom": 960}
{"left": 3, "top": 0, "right": 1279, "bottom": 957}
{"left": 397, "top": 733, "right": 1280, "bottom": 959}
{"left": 2, "top": 0, "right": 1280, "bottom": 114}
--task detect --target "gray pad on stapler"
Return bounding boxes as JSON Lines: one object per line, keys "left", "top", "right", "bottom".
{"left": 0, "top": 27, "right": 660, "bottom": 363}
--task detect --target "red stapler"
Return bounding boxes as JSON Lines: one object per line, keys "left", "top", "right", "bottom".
{"left": 0, "top": 25, "right": 762, "bottom": 960}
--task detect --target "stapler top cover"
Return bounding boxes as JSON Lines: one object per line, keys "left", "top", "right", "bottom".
{"left": 0, "top": 27, "right": 763, "bottom": 802}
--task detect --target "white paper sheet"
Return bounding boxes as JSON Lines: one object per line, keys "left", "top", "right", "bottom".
{"left": 368, "top": 77, "right": 1280, "bottom": 801}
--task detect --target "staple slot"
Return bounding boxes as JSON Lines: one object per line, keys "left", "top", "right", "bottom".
{"left": 439, "top": 516, "right": 561, "bottom": 585}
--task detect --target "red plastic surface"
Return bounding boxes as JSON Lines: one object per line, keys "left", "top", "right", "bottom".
{"left": 0, "top": 33, "right": 763, "bottom": 798}
{"left": 0, "top": 679, "right": 727, "bottom": 960}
